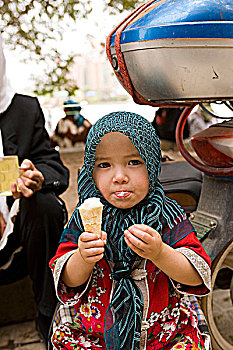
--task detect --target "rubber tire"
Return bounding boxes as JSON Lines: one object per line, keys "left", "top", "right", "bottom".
{"left": 201, "top": 240, "right": 233, "bottom": 350}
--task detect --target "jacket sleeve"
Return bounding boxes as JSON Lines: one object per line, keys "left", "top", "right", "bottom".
{"left": 49, "top": 240, "right": 93, "bottom": 305}
{"left": 28, "top": 98, "right": 69, "bottom": 195}
{"left": 163, "top": 219, "right": 211, "bottom": 295}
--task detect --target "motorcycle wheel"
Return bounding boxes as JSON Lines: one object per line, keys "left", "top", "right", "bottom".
{"left": 201, "top": 240, "right": 233, "bottom": 350}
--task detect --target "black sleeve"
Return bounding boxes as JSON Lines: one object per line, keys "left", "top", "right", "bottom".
{"left": 28, "top": 98, "right": 69, "bottom": 195}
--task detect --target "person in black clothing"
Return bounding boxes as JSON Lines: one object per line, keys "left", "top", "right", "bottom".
{"left": 0, "top": 35, "right": 69, "bottom": 347}
{"left": 152, "top": 107, "right": 189, "bottom": 142}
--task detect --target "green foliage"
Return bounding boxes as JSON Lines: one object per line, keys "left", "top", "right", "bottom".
{"left": 33, "top": 55, "right": 79, "bottom": 96}
{"left": 0, "top": 0, "right": 140, "bottom": 95}
{"left": 0, "top": 0, "right": 92, "bottom": 55}
{"left": 105, "top": 0, "right": 143, "bottom": 13}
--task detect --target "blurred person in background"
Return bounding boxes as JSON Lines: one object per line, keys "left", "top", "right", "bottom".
{"left": 152, "top": 107, "right": 189, "bottom": 142}
{"left": 0, "top": 34, "right": 69, "bottom": 347}
{"left": 50, "top": 99, "right": 92, "bottom": 149}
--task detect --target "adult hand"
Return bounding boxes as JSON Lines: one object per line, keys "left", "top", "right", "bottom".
{"left": 11, "top": 159, "right": 44, "bottom": 199}
{"left": 0, "top": 210, "right": 6, "bottom": 238}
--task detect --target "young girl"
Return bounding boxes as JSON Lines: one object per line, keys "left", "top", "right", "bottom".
{"left": 49, "top": 111, "right": 211, "bottom": 350}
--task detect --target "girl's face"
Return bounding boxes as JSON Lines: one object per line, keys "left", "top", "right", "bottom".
{"left": 93, "top": 132, "right": 149, "bottom": 209}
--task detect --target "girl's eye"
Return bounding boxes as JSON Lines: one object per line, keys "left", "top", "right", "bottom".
{"left": 128, "top": 159, "right": 142, "bottom": 166}
{"left": 98, "top": 162, "right": 111, "bottom": 168}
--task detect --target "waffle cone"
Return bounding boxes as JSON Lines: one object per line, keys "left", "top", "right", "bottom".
{"left": 79, "top": 206, "right": 103, "bottom": 238}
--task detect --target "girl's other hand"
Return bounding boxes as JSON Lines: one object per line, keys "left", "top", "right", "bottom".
{"left": 124, "top": 224, "right": 163, "bottom": 261}
{"left": 78, "top": 230, "right": 107, "bottom": 264}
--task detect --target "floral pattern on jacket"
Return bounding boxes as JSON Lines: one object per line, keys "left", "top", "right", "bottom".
{"left": 49, "top": 228, "right": 211, "bottom": 350}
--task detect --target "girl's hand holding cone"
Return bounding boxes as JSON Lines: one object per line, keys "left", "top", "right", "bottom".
{"left": 78, "top": 230, "right": 107, "bottom": 264}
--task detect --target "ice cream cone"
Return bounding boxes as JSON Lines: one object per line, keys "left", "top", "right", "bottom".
{"left": 78, "top": 198, "right": 103, "bottom": 238}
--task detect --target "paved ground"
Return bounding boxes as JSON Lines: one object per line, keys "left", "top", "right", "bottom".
{"left": 0, "top": 145, "right": 232, "bottom": 349}
{"left": 212, "top": 289, "right": 233, "bottom": 345}
{"left": 0, "top": 321, "right": 45, "bottom": 350}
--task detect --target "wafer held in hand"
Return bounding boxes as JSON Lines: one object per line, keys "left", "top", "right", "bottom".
{"left": 0, "top": 156, "right": 19, "bottom": 196}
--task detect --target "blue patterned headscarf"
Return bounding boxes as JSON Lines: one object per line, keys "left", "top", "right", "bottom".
{"left": 60, "top": 111, "right": 187, "bottom": 350}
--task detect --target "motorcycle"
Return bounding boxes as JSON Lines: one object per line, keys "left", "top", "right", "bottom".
{"left": 174, "top": 104, "right": 233, "bottom": 350}
{"left": 106, "top": 0, "right": 233, "bottom": 348}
